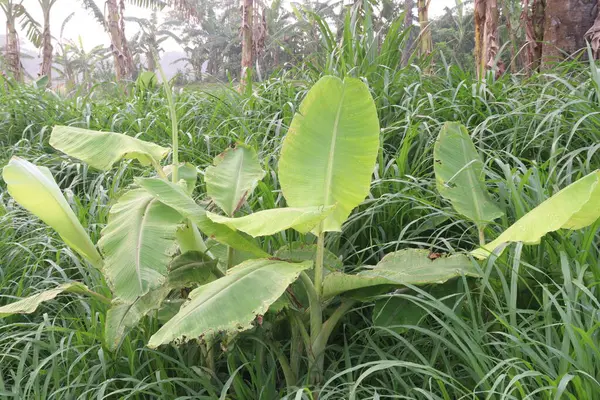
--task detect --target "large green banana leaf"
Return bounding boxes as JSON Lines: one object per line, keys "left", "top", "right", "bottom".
{"left": 98, "top": 188, "right": 182, "bottom": 303}
{"left": 2, "top": 157, "right": 102, "bottom": 266}
{"left": 205, "top": 144, "right": 265, "bottom": 216}
{"left": 322, "top": 249, "right": 480, "bottom": 300}
{"left": 472, "top": 170, "right": 600, "bottom": 259}
{"left": 434, "top": 122, "right": 503, "bottom": 224}
{"left": 206, "top": 206, "right": 334, "bottom": 237}
{"left": 50, "top": 126, "right": 169, "bottom": 170}
{"left": 148, "top": 259, "right": 312, "bottom": 348}
{"left": 136, "top": 178, "right": 268, "bottom": 257}
{"left": 278, "top": 76, "right": 380, "bottom": 233}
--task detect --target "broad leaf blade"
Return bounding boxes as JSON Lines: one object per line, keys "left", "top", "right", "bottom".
{"left": 148, "top": 259, "right": 311, "bottom": 348}
{"left": 205, "top": 144, "right": 265, "bottom": 216}
{"left": 98, "top": 188, "right": 182, "bottom": 303}
{"left": 0, "top": 282, "right": 91, "bottom": 318}
{"left": 434, "top": 122, "right": 503, "bottom": 224}
{"left": 206, "top": 206, "right": 334, "bottom": 237}
{"left": 278, "top": 76, "right": 380, "bottom": 233}
{"left": 136, "top": 178, "right": 268, "bottom": 257}
{"left": 473, "top": 170, "right": 600, "bottom": 259}
{"left": 50, "top": 126, "right": 169, "bottom": 171}
{"left": 2, "top": 157, "right": 102, "bottom": 266}
{"left": 322, "top": 249, "right": 480, "bottom": 299}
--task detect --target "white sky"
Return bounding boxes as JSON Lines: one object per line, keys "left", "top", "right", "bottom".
{"left": 2, "top": 0, "right": 456, "bottom": 54}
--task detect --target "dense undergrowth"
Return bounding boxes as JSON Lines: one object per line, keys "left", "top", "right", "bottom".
{"left": 1, "top": 61, "right": 599, "bottom": 399}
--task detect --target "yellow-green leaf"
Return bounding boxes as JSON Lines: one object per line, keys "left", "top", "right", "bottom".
{"left": 434, "top": 122, "right": 503, "bottom": 224}
{"left": 136, "top": 178, "right": 268, "bottom": 257}
{"left": 205, "top": 144, "right": 265, "bottom": 216}
{"left": 472, "top": 170, "right": 600, "bottom": 259}
{"left": 278, "top": 76, "right": 380, "bottom": 233}
{"left": 2, "top": 157, "right": 102, "bottom": 266}
{"left": 148, "top": 259, "right": 312, "bottom": 348}
{"left": 0, "top": 282, "right": 93, "bottom": 318}
{"left": 206, "top": 206, "right": 335, "bottom": 237}
{"left": 50, "top": 126, "right": 169, "bottom": 170}
{"left": 322, "top": 249, "right": 480, "bottom": 300}
{"left": 98, "top": 188, "right": 182, "bottom": 303}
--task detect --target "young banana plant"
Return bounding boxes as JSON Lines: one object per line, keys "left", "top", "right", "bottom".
{"left": 2, "top": 77, "right": 598, "bottom": 391}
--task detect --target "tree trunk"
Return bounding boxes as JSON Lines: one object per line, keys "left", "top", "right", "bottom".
{"left": 483, "top": 0, "right": 499, "bottom": 72}
{"left": 542, "top": 0, "right": 596, "bottom": 66}
{"left": 475, "top": 0, "right": 499, "bottom": 79}
{"left": 585, "top": 0, "right": 600, "bottom": 58}
{"left": 119, "top": 0, "right": 135, "bottom": 78}
{"left": 401, "top": 0, "right": 415, "bottom": 66}
{"left": 39, "top": 5, "right": 53, "bottom": 85}
{"left": 146, "top": 50, "right": 156, "bottom": 72}
{"left": 240, "top": 0, "right": 253, "bottom": 92}
{"left": 501, "top": 0, "right": 518, "bottom": 73}
{"left": 106, "top": 0, "right": 133, "bottom": 80}
{"left": 474, "top": 0, "right": 485, "bottom": 77}
{"left": 417, "top": 0, "right": 432, "bottom": 57}
{"left": 5, "top": 16, "right": 22, "bottom": 82}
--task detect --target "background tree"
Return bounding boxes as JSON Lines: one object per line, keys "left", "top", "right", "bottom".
{"left": 38, "top": 0, "right": 58, "bottom": 85}
{"left": 127, "top": 12, "right": 181, "bottom": 72}
{"left": 1, "top": 0, "right": 41, "bottom": 81}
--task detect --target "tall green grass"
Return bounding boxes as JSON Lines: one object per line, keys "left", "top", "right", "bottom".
{"left": 0, "top": 58, "right": 599, "bottom": 398}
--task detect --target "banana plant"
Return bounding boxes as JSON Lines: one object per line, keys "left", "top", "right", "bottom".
{"left": 434, "top": 122, "right": 600, "bottom": 259}
{"left": 2, "top": 76, "right": 599, "bottom": 391}
{"left": 0, "top": 76, "right": 481, "bottom": 388}
{"left": 131, "top": 76, "right": 481, "bottom": 386}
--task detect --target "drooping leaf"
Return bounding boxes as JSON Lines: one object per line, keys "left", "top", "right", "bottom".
{"left": 206, "top": 206, "right": 335, "bottom": 237}
{"left": 98, "top": 188, "right": 182, "bottom": 303}
{"left": 50, "top": 126, "right": 169, "bottom": 171}
{"left": 136, "top": 178, "right": 268, "bottom": 257}
{"left": 2, "top": 157, "right": 102, "bottom": 266}
{"left": 205, "top": 144, "right": 265, "bottom": 216}
{"left": 275, "top": 242, "right": 343, "bottom": 271}
{"left": 434, "top": 122, "right": 503, "bottom": 225}
{"left": 164, "top": 163, "right": 198, "bottom": 194}
{"left": 105, "top": 286, "right": 170, "bottom": 351}
{"left": 147, "top": 259, "right": 312, "bottom": 348}
{"left": 321, "top": 249, "right": 480, "bottom": 300}
{"left": 0, "top": 282, "right": 93, "bottom": 318}
{"left": 472, "top": 170, "right": 600, "bottom": 259}
{"left": 278, "top": 76, "right": 380, "bottom": 233}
